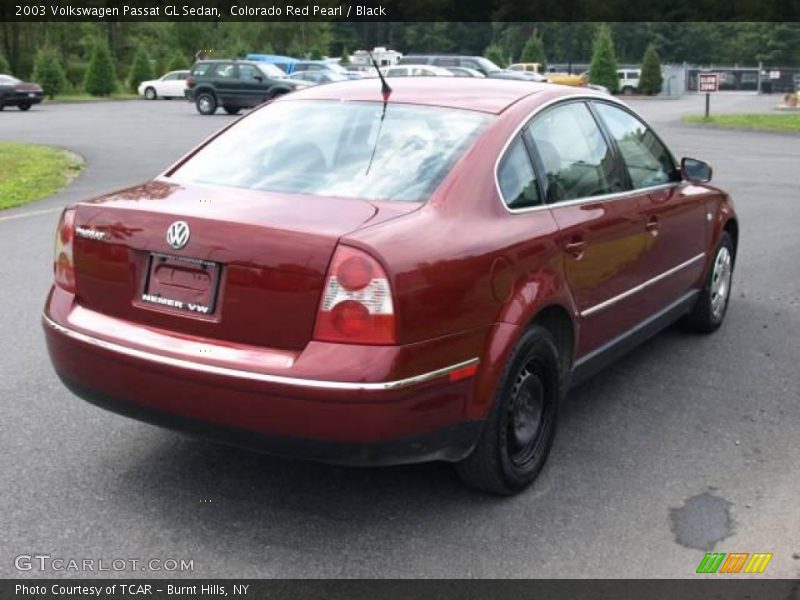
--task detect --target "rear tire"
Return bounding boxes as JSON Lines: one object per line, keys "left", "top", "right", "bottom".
{"left": 622, "top": 86, "right": 634, "bottom": 95}
{"left": 223, "top": 106, "right": 241, "bottom": 115}
{"left": 456, "top": 325, "right": 561, "bottom": 495}
{"left": 144, "top": 87, "right": 157, "bottom": 100}
{"left": 683, "top": 232, "right": 734, "bottom": 333}
{"left": 18, "top": 103, "right": 31, "bottom": 111}
{"left": 195, "top": 92, "right": 217, "bottom": 115}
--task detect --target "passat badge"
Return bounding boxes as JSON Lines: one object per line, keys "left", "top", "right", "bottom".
{"left": 166, "top": 221, "right": 190, "bottom": 250}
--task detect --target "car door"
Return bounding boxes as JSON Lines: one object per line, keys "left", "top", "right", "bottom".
{"left": 210, "top": 62, "right": 239, "bottom": 104}
{"left": 165, "top": 72, "right": 188, "bottom": 97}
{"left": 237, "top": 64, "right": 269, "bottom": 107}
{"left": 591, "top": 101, "right": 707, "bottom": 309}
{"left": 525, "top": 100, "right": 655, "bottom": 355}
{"left": 159, "top": 72, "right": 179, "bottom": 97}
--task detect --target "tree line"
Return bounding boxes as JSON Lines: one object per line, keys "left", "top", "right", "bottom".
{"left": 1, "top": 22, "right": 798, "bottom": 97}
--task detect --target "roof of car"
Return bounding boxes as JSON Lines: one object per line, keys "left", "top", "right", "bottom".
{"left": 286, "top": 78, "right": 562, "bottom": 114}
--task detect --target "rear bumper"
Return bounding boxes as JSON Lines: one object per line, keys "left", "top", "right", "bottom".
{"left": 55, "top": 373, "right": 481, "bottom": 466}
{"left": 43, "top": 290, "right": 485, "bottom": 466}
{"left": 2, "top": 92, "right": 43, "bottom": 106}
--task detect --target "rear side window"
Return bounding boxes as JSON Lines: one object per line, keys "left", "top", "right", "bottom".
{"left": 526, "top": 102, "right": 620, "bottom": 203}
{"left": 593, "top": 103, "right": 676, "bottom": 189}
{"left": 211, "top": 63, "right": 236, "bottom": 78}
{"left": 498, "top": 137, "right": 541, "bottom": 209}
{"left": 191, "top": 63, "right": 212, "bottom": 77}
{"left": 171, "top": 100, "right": 491, "bottom": 203}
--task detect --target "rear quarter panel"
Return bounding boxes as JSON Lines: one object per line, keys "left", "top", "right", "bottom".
{"left": 345, "top": 91, "right": 580, "bottom": 417}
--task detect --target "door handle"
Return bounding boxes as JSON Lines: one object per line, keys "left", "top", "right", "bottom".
{"left": 564, "top": 239, "right": 588, "bottom": 259}
{"left": 645, "top": 216, "right": 659, "bottom": 235}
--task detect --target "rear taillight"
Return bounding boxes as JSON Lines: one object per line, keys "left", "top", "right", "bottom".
{"left": 313, "top": 245, "right": 396, "bottom": 345}
{"left": 53, "top": 208, "right": 76, "bottom": 293}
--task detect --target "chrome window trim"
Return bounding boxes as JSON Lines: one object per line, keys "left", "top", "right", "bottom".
{"left": 580, "top": 253, "right": 706, "bottom": 318}
{"left": 42, "top": 315, "right": 479, "bottom": 392}
{"left": 494, "top": 94, "right": 680, "bottom": 215}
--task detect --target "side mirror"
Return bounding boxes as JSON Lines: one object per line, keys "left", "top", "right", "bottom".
{"left": 681, "top": 157, "right": 713, "bottom": 183}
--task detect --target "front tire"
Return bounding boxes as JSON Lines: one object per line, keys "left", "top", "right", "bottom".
{"left": 195, "top": 92, "right": 217, "bottom": 115}
{"left": 456, "top": 325, "right": 561, "bottom": 495}
{"left": 683, "top": 231, "right": 735, "bottom": 333}
{"left": 18, "top": 102, "right": 31, "bottom": 111}
{"left": 144, "top": 87, "right": 157, "bottom": 100}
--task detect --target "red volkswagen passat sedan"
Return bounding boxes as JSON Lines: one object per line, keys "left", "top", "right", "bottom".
{"left": 44, "top": 79, "right": 737, "bottom": 494}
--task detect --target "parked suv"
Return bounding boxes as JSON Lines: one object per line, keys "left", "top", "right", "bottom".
{"left": 185, "top": 60, "right": 306, "bottom": 115}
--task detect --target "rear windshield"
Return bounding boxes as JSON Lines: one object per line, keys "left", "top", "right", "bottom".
{"left": 170, "top": 100, "right": 491, "bottom": 202}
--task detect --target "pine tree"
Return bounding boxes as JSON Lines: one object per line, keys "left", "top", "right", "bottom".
{"left": 84, "top": 39, "right": 116, "bottom": 97}
{"left": 519, "top": 33, "right": 546, "bottom": 67}
{"left": 166, "top": 52, "right": 188, "bottom": 72}
{"left": 127, "top": 45, "right": 153, "bottom": 93}
{"left": 32, "top": 48, "right": 67, "bottom": 99}
{"left": 340, "top": 47, "right": 350, "bottom": 65}
{"left": 638, "top": 44, "right": 663, "bottom": 95}
{"left": 589, "top": 24, "right": 620, "bottom": 94}
{"left": 0, "top": 53, "right": 10, "bottom": 74}
{"left": 484, "top": 44, "right": 507, "bottom": 68}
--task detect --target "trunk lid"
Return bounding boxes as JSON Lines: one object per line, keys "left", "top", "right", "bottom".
{"left": 72, "top": 181, "right": 387, "bottom": 350}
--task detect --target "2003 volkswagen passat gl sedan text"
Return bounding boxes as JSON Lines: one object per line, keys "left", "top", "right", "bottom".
{"left": 43, "top": 79, "right": 738, "bottom": 494}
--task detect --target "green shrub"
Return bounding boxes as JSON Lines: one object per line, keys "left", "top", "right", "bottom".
{"left": 127, "top": 45, "right": 154, "bottom": 93}
{"left": 638, "top": 44, "right": 663, "bottom": 95}
{"left": 589, "top": 24, "right": 620, "bottom": 94}
{"left": 519, "top": 34, "right": 546, "bottom": 66}
{"left": 32, "top": 48, "right": 67, "bottom": 99}
{"left": 0, "top": 53, "right": 10, "bottom": 74}
{"left": 484, "top": 43, "right": 507, "bottom": 68}
{"left": 84, "top": 39, "right": 116, "bottom": 96}
{"left": 166, "top": 51, "right": 188, "bottom": 72}
{"left": 65, "top": 61, "right": 87, "bottom": 90}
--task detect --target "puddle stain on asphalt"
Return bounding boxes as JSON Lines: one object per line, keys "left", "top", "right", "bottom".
{"left": 669, "top": 492, "right": 734, "bottom": 551}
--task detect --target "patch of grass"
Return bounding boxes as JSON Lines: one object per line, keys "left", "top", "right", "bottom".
{"left": 45, "top": 93, "right": 139, "bottom": 103}
{"left": 683, "top": 113, "right": 800, "bottom": 133}
{"left": 0, "top": 142, "right": 84, "bottom": 209}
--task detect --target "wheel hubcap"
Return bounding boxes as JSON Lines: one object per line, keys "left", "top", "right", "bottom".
{"left": 199, "top": 98, "right": 211, "bottom": 112}
{"left": 710, "top": 246, "right": 732, "bottom": 319}
{"left": 508, "top": 363, "right": 546, "bottom": 467}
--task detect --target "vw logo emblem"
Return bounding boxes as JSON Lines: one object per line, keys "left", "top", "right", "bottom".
{"left": 166, "top": 221, "right": 190, "bottom": 250}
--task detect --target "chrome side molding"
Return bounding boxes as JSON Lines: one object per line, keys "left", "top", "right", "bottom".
{"left": 42, "top": 315, "right": 479, "bottom": 392}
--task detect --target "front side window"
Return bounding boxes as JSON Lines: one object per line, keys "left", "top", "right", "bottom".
{"left": 498, "top": 137, "right": 541, "bottom": 209}
{"left": 594, "top": 103, "right": 676, "bottom": 189}
{"left": 526, "top": 102, "right": 619, "bottom": 202}
{"left": 171, "top": 100, "right": 491, "bottom": 203}
{"left": 238, "top": 65, "right": 260, "bottom": 81}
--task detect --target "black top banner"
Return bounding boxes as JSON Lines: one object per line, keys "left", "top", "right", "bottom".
{"left": 1, "top": 0, "right": 799, "bottom": 21}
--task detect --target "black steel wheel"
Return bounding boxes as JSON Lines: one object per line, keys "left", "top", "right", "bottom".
{"left": 456, "top": 325, "right": 562, "bottom": 495}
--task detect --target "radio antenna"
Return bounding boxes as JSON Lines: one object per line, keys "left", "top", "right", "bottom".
{"left": 368, "top": 51, "right": 392, "bottom": 104}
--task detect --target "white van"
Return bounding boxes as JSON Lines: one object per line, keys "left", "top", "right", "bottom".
{"left": 617, "top": 69, "right": 641, "bottom": 95}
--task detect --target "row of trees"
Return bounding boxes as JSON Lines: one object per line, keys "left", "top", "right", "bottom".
{"left": 1, "top": 22, "right": 798, "bottom": 97}
{"left": 588, "top": 24, "right": 663, "bottom": 94}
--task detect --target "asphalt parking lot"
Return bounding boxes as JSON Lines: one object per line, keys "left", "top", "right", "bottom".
{"left": 1, "top": 93, "right": 798, "bottom": 578}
